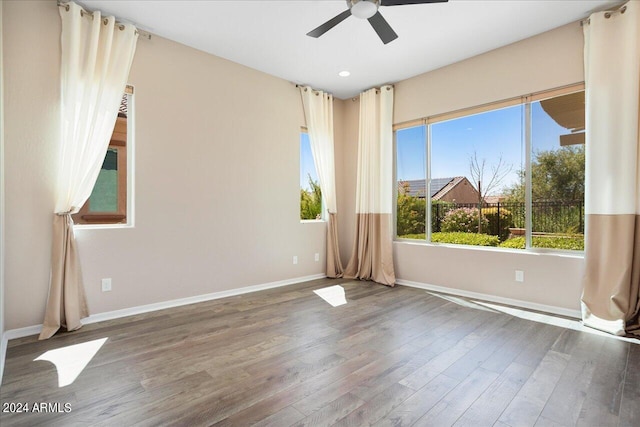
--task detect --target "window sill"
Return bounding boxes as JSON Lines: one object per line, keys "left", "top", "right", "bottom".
{"left": 74, "top": 223, "right": 134, "bottom": 230}
{"left": 394, "top": 238, "right": 584, "bottom": 258}
{"left": 300, "top": 219, "right": 326, "bottom": 224}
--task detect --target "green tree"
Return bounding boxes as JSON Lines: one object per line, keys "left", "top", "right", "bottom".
{"left": 397, "top": 181, "right": 426, "bottom": 236}
{"left": 300, "top": 174, "right": 322, "bottom": 220}
{"left": 505, "top": 145, "right": 585, "bottom": 202}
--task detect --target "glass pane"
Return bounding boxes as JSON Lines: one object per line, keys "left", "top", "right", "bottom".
{"left": 530, "top": 91, "right": 585, "bottom": 251}
{"left": 396, "top": 125, "right": 426, "bottom": 239}
{"left": 89, "top": 148, "right": 118, "bottom": 212}
{"left": 431, "top": 105, "right": 524, "bottom": 248}
{"left": 300, "top": 132, "right": 322, "bottom": 220}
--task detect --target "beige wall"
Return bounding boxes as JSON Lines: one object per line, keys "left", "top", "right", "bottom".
{"left": 390, "top": 22, "right": 586, "bottom": 311}
{"left": 394, "top": 22, "right": 585, "bottom": 124}
{"left": 1, "top": 0, "right": 7, "bottom": 380}
{"left": 334, "top": 98, "right": 359, "bottom": 267}
{"left": 3, "top": 0, "right": 326, "bottom": 330}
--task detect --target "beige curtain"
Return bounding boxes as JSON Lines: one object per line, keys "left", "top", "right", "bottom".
{"left": 581, "top": 1, "right": 640, "bottom": 337}
{"left": 299, "top": 86, "right": 343, "bottom": 278}
{"left": 345, "top": 86, "right": 396, "bottom": 286}
{"left": 40, "top": 2, "right": 138, "bottom": 339}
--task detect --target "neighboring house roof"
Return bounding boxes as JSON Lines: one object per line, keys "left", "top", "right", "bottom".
{"left": 399, "top": 177, "right": 472, "bottom": 199}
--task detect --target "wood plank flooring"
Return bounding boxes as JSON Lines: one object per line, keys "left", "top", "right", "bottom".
{"left": 0, "top": 278, "right": 638, "bottom": 426}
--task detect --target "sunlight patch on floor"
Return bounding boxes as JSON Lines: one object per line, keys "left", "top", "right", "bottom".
{"left": 34, "top": 337, "right": 108, "bottom": 387}
{"left": 428, "top": 291, "right": 638, "bottom": 344}
{"left": 314, "top": 285, "right": 347, "bottom": 307}
{"left": 427, "top": 292, "right": 498, "bottom": 313}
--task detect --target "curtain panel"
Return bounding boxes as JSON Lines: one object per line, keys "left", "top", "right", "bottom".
{"left": 581, "top": 1, "right": 640, "bottom": 337}
{"left": 40, "top": 2, "right": 138, "bottom": 339}
{"left": 345, "top": 86, "right": 396, "bottom": 286}
{"left": 299, "top": 86, "right": 344, "bottom": 278}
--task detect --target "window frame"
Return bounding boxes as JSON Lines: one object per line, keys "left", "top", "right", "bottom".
{"left": 393, "top": 83, "right": 585, "bottom": 255}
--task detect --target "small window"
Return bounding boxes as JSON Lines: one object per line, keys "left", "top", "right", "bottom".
{"left": 396, "top": 125, "right": 427, "bottom": 239}
{"left": 300, "top": 130, "right": 323, "bottom": 220}
{"left": 73, "top": 92, "right": 131, "bottom": 225}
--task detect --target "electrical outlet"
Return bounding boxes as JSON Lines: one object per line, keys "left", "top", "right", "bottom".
{"left": 314, "top": 253, "right": 320, "bottom": 262}
{"left": 293, "top": 256, "right": 298, "bottom": 265}
{"left": 101, "top": 278, "right": 112, "bottom": 292}
{"left": 515, "top": 270, "right": 524, "bottom": 283}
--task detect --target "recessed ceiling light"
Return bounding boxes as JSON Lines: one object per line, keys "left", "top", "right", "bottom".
{"left": 338, "top": 71, "right": 351, "bottom": 77}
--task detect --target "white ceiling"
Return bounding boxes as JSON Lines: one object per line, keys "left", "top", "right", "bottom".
{"left": 80, "top": 0, "right": 616, "bottom": 99}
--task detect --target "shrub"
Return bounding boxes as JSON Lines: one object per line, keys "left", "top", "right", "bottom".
{"left": 431, "top": 232, "right": 499, "bottom": 247}
{"left": 499, "top": 235, "right": 584, "bottom": 251}
{"left": 399, "top": 233, "right": 425, "bottom": 240}
{"left": 441, "top": 207, "right": 489, "bottom": 234}
{"left": 499, "top": 237, "right": 525, "bottom": 249}
{"left": 396, "top": 193, "right": 426, "bottom": 236}
{"left": 481, "top": 207, "right": 514, "bottom": 241}
{"left": 431, "top": 201, "right": 455, "bottom": 232}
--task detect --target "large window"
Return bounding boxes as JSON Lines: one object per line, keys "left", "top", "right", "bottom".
{"left": 300, "top": 130, "right": 323, "bottom": 220}
{"left": 395, "top": 86, "right": 585, "bottom": 252}
{"left": 73, "top": 90, "right": 132, "bottom": 225}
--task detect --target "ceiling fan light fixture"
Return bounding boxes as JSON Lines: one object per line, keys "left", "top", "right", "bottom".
{"left": 350, "top": 0, "right": 379, "bottom": 19}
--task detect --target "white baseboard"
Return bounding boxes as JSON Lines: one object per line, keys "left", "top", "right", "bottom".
{"left": 3, "top": 273, "right": 326, "bottom": 342}
{"left": 396, "top": 279, "right": 582, "bottom": 319}
{"left": 4, "top": 325, "right": 42, "bottom": 341}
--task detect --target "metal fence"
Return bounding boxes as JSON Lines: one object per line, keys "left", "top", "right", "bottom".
{"left": 431, "top": 201, "right": 584, "bottom": 236}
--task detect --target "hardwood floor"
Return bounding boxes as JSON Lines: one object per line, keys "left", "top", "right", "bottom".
{"left": 0, "top": 278, "right": 638, "bottom": 426}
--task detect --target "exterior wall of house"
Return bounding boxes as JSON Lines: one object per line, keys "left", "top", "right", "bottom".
{"left": 3, "top": 0, "right": 326, "bottom": 330}
{"left": 435, "top": 178, "right": 479, "bottom": 204}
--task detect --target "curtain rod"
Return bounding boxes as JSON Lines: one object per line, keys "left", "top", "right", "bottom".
{"left": 57, "top": 1, "right": 152, "bottom": 39}
{"left": 581, "top": 3, "right": 627, "bottom": 26}
{"left": 294, "top": 83, "right": 393, "bottom": 100}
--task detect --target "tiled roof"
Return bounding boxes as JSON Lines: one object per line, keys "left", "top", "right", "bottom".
{"left": 399, "top": 177, "right": 458, "bottom": 198}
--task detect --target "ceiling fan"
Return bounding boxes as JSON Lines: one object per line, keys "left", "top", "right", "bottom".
{"left": 307, "top": 0, "right": 449, "bottom": 45}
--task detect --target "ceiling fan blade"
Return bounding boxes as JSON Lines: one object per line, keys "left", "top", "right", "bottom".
{"left": 368, "top": 11, "right": 398, "bottom": 44}
{"left": 381, "top": 0, "right": 448, "bottom": 6}
{"left": 307, "top": 9, "right": 352, "bottom": 38}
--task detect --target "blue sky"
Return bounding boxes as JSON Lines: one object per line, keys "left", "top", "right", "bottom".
{"left": 300, "top": 132, "right": 318, "bottom": 190}
{"left": 397, "top": 101, "right": 569, "bottom": 194}
{"left": 301, "top": 100, "right": 569, "bottom": 194}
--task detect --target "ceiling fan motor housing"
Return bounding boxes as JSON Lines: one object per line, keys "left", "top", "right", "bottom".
{"left": 349, "top": 0, "right": 380, "bottom": 19}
